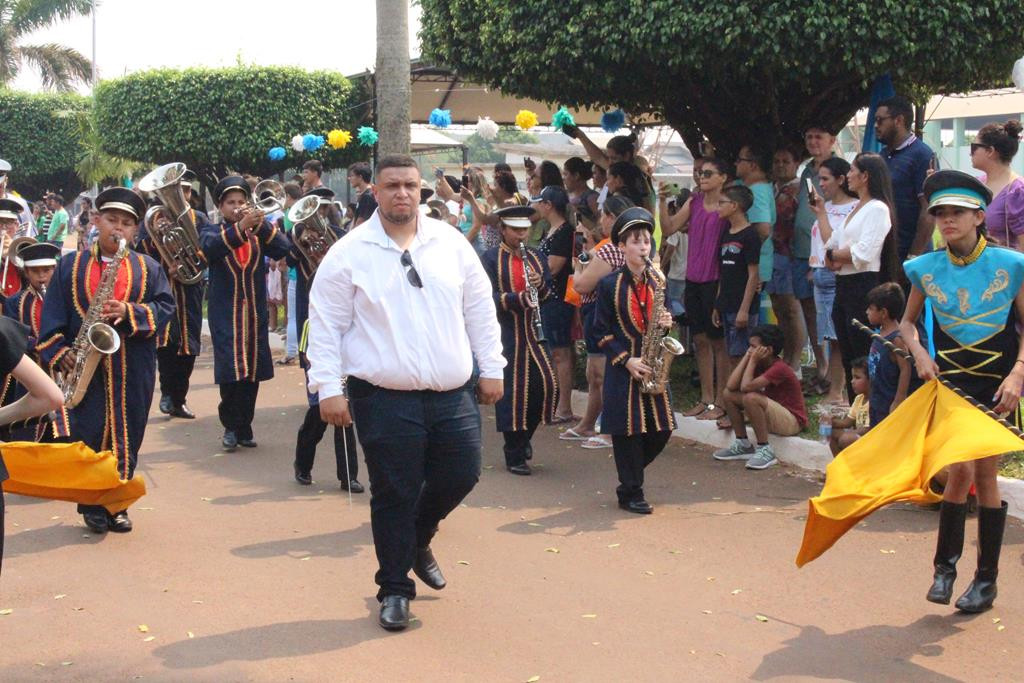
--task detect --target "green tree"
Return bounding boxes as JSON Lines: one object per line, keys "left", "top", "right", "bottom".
{"left": 93, "top": 66, "right": 373, "bottom": 189}
{"left": 55, "top": 108, "right": 146, "bottom": 186}
{"left": 0, "top": 89, "right": 87, "bottom": 197}
{"left": 419, "top": 1, "right": 1024, "bottom": 156}
{"left": 0, "top": 0, "right": 94, "bottom": 91}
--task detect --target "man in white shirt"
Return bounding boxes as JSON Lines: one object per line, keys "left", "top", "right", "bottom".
{"left": 307, "top": 154, "right": 505, "bottom": 632}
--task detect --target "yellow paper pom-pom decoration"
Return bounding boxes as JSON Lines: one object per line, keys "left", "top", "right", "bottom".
{"left": 327, "top": 129, "right": 352, "bottom": 149}
{"left": 515, "top": 109, "right": 538, "bottom": 131}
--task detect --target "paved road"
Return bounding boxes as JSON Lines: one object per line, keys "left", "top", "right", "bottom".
{"left": 2, "top": 348, "right": 1022, "bottom": 681}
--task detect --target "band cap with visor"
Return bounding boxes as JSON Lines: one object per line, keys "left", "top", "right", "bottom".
{"left": 494, "top": 205, "right": 536, "bottom": 229}
{"left": 924, "top": 170, "right": 993, "bottom": 214}
{"left": 95, "top": 187, "right": 146, "bottom": 220}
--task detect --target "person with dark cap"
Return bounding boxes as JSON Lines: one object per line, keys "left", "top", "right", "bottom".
{"left": 900, "top": 170, "right": 1024, "bottom": 614}
{"left": 0, "top": 197, "right": 26, "bottom": 300}
{"left": 591, "top": 207, "right": 677, "bottom": 515}
{"left": 1, "top": 240, "right": 59, "bottom": 425}
{"left": 37, "top": 187, "right": 175, "bottom": 533}
{"left": 481, "top": 205, "right": 559, "bottom": 475}
{"left": 136, "top": 168, "right": 211, "bottom": 420}
{"left": 288, "top": 186, "right": 363, "bottom": 493}
{"left": 200, "top": 175, "right": 292, "bottom": 452}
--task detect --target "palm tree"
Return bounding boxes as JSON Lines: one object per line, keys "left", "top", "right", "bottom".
{"left": 0, "top": 0, "right": 94, "bottom": 91}
{"left": 56, "top": 108, "right": 146, "bottom": 186}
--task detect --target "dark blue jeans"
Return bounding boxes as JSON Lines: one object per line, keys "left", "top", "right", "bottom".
{"left": 348, "top": 376, "right": 482, "bottom": 600}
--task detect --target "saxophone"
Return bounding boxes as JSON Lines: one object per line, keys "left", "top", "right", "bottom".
{"left": 519, "top": 243, "right": 546, "bottom": 342}
{"left": 57, "top": 239, "right": 126, "bottom": 408}
{"left": 638, "top": 257, "right": 684, "bottom": 394}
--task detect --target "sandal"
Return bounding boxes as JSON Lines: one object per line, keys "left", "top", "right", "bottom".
{"left": 559, "top": 427, "right": 593, "bottom": 440}
{"left": 580, "top": 435, "right": 612, "bottom": 449}
{"left": 682, "top": 402, "right": 710, "bottom": 418}
{"left": 550, "top": 414, "right": 578, "bottom": 425}
{"left": 716, "top": 417, "right": 732, "bottom": 430}
{"left": 698, "top": 405, "right": 725, "bottom": 421}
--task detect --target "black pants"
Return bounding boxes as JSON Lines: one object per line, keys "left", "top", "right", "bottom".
{"left": 1, "top": 489, "right": 5, "bottom": 577}
{"left": 218, "top": 380, "right": 259, "bottom": 440}
{"left": 157, "top": 348, "right": 197, "bottom": 407}
{"left": 502, "top": 425, "right": 538, "bottom": 467}
{"left": 294, "top": 405, "right": 359, "bottom": 481}
{"left": 832, "top": 271, "right": 878, "bottom": 399}
{"left": 611, "top": 431, "right": 671, "bottom": 504}
{"left": 348, "top": 376, "right": 481, "bottom": 600}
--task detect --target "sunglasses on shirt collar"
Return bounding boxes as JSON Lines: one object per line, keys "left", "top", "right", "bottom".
{"left": 401, "top": 249, "right": 423, "bottom": 288}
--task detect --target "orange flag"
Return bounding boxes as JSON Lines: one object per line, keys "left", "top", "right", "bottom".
{"left": 796, "top": 380, "right": 1022, "bottom": 567}
{"left": 1, "top": 441, "right": 146, "bottom": 514}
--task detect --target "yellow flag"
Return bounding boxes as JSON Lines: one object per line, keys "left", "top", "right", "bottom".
{"left": 796, "top": 380, "right": 1022, "bottom": 567}
{"left": 1, "top": 441, "right": 146, "bottom": 514}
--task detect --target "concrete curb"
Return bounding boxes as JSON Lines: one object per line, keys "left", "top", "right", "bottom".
{"left": 570, "top": 390, "right": 1024, "bottom": 521}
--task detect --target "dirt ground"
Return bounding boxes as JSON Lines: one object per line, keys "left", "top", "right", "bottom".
{"left": 2, "top": 348, "right": 1023, "bottom": 682}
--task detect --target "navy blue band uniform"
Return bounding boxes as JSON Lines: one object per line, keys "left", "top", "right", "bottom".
{"left": 36, "top": 244, "right": 175, "bottom": 476}
{"left": 0, "top": 285, "right": 43, "bottom": 411}
{"left": 592, "top": 268, "right": 677, "bottom": 436}
{"left": 481, "top": 242, "right": 559, "bottom": 469}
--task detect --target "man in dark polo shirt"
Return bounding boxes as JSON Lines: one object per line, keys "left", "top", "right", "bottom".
{"left": 875, "top": 95, "right": 937, "bottom": 261}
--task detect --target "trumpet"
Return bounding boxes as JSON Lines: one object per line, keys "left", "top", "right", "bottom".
{"left": 288, "top": 195, "right": 337, "bottom": 273}
{"left": 232, "top": 179, "right": 286, "bottom": 221}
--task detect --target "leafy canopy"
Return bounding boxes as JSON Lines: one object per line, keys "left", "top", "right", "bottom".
{"left": 0, "top": 0, "right": 94, "bottom": 90}
{"left": 94, "top": 66, "right": 371, "bottom": 186}
{"left": 419, "top": 0, "right": 1024, "bottom": 155}
{"left": 0, "top": 89, "right": 87, "bottom": 197}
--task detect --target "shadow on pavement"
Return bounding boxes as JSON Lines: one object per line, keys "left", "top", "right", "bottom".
{"left": 4, "top": 522, "right": 106, "bottom": 558}
{"left": 231, "top": 523, "right": 373, "bottom": 561}
{"left": 750, "top": 614, "right": 966, "bottom": 682}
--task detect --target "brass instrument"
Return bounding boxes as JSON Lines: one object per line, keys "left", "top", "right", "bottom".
{"left": 519, "top": 243, "right": 546, "bottom": 342}
{"left": 234, "top": 179, "right": 286, "bottom": 218}
{"left": 638, "top": 257, "right": 684, "bottom": 394}
{"left": 288, "top": 195, "right": 337, "bottom": 273}
{"left": 56, "top": 238, "right": 126, "bottom": 409}
{"left": 138, "top": 163, "right": 205, "bottom": 285}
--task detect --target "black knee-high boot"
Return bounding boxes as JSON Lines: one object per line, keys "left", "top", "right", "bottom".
{"left": 926, "top": 501, "right": 967, "bottom": 604}
{"left": 955, "top": 501, "right": 1007, "bottom": 613}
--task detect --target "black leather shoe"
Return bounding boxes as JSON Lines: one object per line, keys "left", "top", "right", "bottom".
{"left": 413, "top": 546, "right": 447, "bottom": 590}
{"left": 168, "top": 403, "right": 195, "bottom": 419}
{"left": 83, "top": 510, "right": 109, "bottom": 533}
{"left": 378, "top": 595, "right": 410, "bottom": 631}
{"left": 293, "top": 463, "right": 312, "bottom": 486}
{"left": 222, "top": 430, "right": 238, "bottom": 452}
{"left": 507, "top": 463, "right": 532, "bottom": 476}
{"left": 158, "top": 395, "right": 172, "bottom": 415}
{"left": 107, "top": 510, "right": 133, "bottom": 533}
{"left": 238, "top": 438, "right": 257, "bottom": 448}
{"left": 340, "top": 479, "right": 364, "bottom": 493}
{"left": 525, "top": 444, "right": 533, "bottom": 461}
{"left": 619, "top": 500, "right": 654, "bottom": 515}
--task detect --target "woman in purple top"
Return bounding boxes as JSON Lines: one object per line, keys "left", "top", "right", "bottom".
{"left": 971, "top": 120, "right": 1023, "bottom": 250}
{"left": 659, "top": 157, "right": 732, "bottom": 420}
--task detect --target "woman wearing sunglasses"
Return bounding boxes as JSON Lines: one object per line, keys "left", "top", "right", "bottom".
{"left": 970, "top": 120, "right": 1023, "bottom": 250}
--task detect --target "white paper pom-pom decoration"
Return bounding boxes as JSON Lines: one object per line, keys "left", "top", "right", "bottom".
{"left": 1013, "top": 55, "right": 1024, "bottom": 92}
{"left": 291, "top": 135, "right": 305, "bottom": 152}
{"left": 476, "top": 117, "right": 500, "bottom": 141}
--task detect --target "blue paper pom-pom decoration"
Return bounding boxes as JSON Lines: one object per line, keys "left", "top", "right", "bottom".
{"left": 302, "top": 134, "right": 325, "bottom": 152}
{"left": 357, "top": 126, "right": 379, "bottom": 147}
{"left": 429, "top": 108, "right": 452, "bottom": 128}
{"left": 268, "top": 146, "right": 286, "bottom": 161}
{"left": 601, "top": 109, "right": 626, "bottom": 133}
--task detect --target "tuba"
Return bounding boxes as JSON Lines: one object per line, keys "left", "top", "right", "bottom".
{"left": 139, "top": 163, "right": 205, "bottom": 285}
{"left": 638, "top": 258, "right": 685, "bottom": 394}
{"left": 288, "top": 195, "right": 337, "bottom": 273}
{"left": 56, "top": 238, "right": 126, "bottom": 409}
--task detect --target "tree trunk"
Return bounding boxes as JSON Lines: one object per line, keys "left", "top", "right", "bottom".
{"left": 375, "top": 0, "right": 411, "bottom": 157}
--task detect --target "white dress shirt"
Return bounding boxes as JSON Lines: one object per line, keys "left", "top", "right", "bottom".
{"left": 306, "top": 210, "right": 505, "bottom": 400}
{"left": 824, "top": 199, "right": 891, "bottom": 275}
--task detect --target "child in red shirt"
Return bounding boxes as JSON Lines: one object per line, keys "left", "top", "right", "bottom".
{"left": 713, "top": 324, "right": 807, "bottom": 470}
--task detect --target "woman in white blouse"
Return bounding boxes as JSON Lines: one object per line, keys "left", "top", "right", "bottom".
{"left": 821, "top": 152, "right": 900, "bottom": 397}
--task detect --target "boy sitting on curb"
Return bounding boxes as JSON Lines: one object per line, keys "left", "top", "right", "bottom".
{"left": 712, "top": 324, "right": 808, "bottom": 470}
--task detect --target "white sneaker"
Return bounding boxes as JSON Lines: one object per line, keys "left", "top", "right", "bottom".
{"left": 713, "top": 440, "right": 755, "bottom": 461}
{"left": 745, "top": 444, "right": 778, "bottom": 470}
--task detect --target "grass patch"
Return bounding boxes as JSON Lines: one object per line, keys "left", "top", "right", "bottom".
{"left": 1000, "top": 452, "right": 1024, "bottom": 479}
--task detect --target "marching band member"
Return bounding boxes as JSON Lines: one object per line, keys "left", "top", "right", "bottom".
{"left": 902, "top": 170, "right": 1024, "bottom": 613}
{"left": 36, "top": 188, "right": 175, "bottom": 533}
{"left": 200, "top": 176, "right": 291, "bottom": 452}
{"left": 136, "top": 170, "right": 209, "bottom": 420}
{"left": 289, "top": 187, "right": 362, "bottom": 493}
{"left": 1, "top": 241, "right": 59, "bottom": 423}
{"left": 592, "top": 207, "right": 677, "bottom": 515}
{"left": 1, "top": 197, "right": 25, "bottom": 300}
{"left": 481, "top": 205, "right": 558, "bottom": 475}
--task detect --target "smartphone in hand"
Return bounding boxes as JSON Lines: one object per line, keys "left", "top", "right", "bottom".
{"left": 806, "top": 178, "right": 817, "bottom": 206}
{"left": 434, "top": 167, "right": 444, "bottom": 180}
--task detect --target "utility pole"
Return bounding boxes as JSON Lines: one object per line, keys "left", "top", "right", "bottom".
{"left": 375, "top": 0, "right": 411, "bottom": 156}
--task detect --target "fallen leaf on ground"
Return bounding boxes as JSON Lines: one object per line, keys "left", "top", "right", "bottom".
{"left": 715, "top": 652, "right": 725, "bottom": 657}
{"left": 200, "top": 497, "right": 212, "bottom": 502}
{"left": 143, "top": 636, "right": 155, "bottom": 642}
{"left": 643, "top": 571, "right": 654, "bottom": 576}
{"left": 139, "top": 507, "right": 154, "bottom": 511}
{"left": 607, "top": 543, "right": 620, "bottom": 548}
{"left": 50, "top": 515, "right": 60, "bottom": 520}
{"left": 54, "top": 594, "right": 67, "bottom": 600}
{"left": 457, "top": 560, "right": 470, "bottom": 565}
{"left": 187, "top": 632, "right": 195, "bottom": 639}
{"left": 545, "top": 547, "right": 560, "bottom": 554}
{"left": 997, "top": 625, "right": 1006, "bottom": 631}
{"left": 701, "top": 610, "right": 712, "bottom": 615}
{"left": 299, "top": 556, "right": 311, "bottom": 561}
{"left": 581, "top": 614, "right": 597, "bottom": 618}
{"left": 61, "top": 661, "right": 73, "bottom": 666}
{"left": 0, "top": 609, "right": 12, "bottom": 615}
{"left": 192, "top": 600, "right": 203, "bottom": 604}
{"left": 72, "top": 607, "right": 85, "bottom": 612}
{"left": 527, "top": 522, "right": 543, "bottom": 527}
{"left": 879, "top": 549, "right": 896, "bottom": 554}
{"left": 706, "top": 577, "right": 715, "bottom": 582}
{"left": 138, "top": 625, "right": 149, "bottom": 633}
{"left": 669, "top": 550, "right": 683, "bottom": 554}
{"left": 526, "top": 677, "right": 540, "bottom": 683}
{"left": 992, "top": 617, "right": 1001, "bottom": 624}
{"left": 731, "top": 589, "right": 742, "bottom": 595}
{"left": 755, "top": 615, "right": 769, "bottom": 623}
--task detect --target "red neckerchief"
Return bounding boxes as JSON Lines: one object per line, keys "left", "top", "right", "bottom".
{"left": 230, "top": 222, "right": 252, "bottom": 266}
{"left": 30, "top": 292, "right": 43, "bottom": 332}
{"left": 628, "top": 272, "right": 652, "bottom": 332}
{"left": 87, "top": 251, "right": 129, "bottom": 301}
{"left": 510, "top": 246, "right": 526, "bottom": 293}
